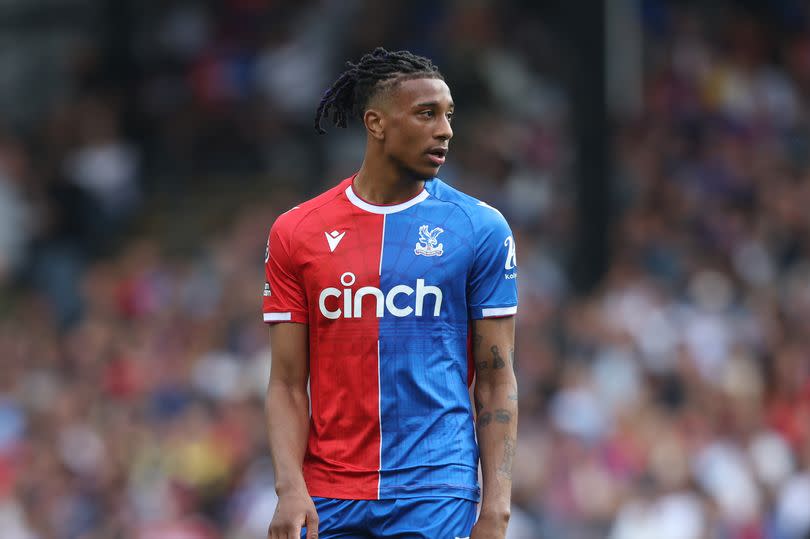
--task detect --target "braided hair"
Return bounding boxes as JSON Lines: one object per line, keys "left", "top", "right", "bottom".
{"left": 315, "top": 48, "right": 443, "bottom": 134}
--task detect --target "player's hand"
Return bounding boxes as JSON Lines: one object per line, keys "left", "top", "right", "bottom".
{"left": 268, "top": 491, "right": 319, "bottom": 539}
{"left": 470, "top": 512, "right": 509, "bottom": 539}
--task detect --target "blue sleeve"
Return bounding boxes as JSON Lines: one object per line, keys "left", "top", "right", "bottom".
{"left": 467, "top": 208, "right": 518, "bottom": 319}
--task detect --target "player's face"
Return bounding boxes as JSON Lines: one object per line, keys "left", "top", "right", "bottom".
{"left": 382, "top": 77, "right": 454, "bottom": 180}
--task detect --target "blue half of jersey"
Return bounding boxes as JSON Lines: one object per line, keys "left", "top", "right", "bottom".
{"left": 375, "top": 178, "right": 517, "bottom": 501}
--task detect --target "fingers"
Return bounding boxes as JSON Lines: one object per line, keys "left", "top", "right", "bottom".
{"left": 267, "top": 502, "right": 317, "bottom": 539}
{"left": 306, "top": 508, "right": 319, "bottom": 538}
{"left": 266, "top": 523, "right": 302, "bottom": 539}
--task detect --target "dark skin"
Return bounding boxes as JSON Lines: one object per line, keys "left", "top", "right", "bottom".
{"left": 266, "top": 323, "right": 315, "bottom": 539}
{"left": 267, "top": 76, "right": 516, "bottom": 539}
{"left": 353, "top": 76, "right": 454, "bottom": 204}
{"left": 469, "top": 316, "right": 517, "bottom": 539}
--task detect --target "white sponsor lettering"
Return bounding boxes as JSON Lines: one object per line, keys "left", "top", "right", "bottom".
{"left": 385, "top": 284, "right": 414, "bottom": 317}
{"left": 504, "top": 236, "right": 517, "bottom": 270}
{"left": 319, "top": 287, "right": 342, "bottom": 319}
{"left": 340, "top": 272, "right": 356, "bottom": 286}
{"left": 318, "top": 272, "right": 442, "bottom": 319}
{"left": 355, "top": 286, "right": 385, "bottom": 317}
{"left": 415, "top": 281, "right": 442, "bottom": 316}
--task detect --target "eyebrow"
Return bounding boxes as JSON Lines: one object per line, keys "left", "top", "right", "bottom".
{"left": 415, "top": 101, "right": 455, "bottom": 108}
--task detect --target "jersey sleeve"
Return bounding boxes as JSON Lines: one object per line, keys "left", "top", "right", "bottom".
{"left": 262, "top": 219, "right": 308, "bottom": 324}
{"left": 467, "top": 208, "right": 518, "bottom": 319}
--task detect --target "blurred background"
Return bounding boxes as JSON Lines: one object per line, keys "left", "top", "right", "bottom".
{"left": 2, "top": 0, "right": 810, "bottom": 538}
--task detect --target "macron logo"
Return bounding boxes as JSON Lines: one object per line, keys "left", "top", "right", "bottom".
{"left": 325, "top": 230, "right": 346, "bottom": 252}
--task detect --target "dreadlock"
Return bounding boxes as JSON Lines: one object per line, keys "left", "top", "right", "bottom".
{"left": 314, "top": 48, "right": 443, "bottom": 134}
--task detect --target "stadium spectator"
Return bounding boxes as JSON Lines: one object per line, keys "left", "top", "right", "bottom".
{"left": 1, "top": 2, "right": 810, "bottom": 538}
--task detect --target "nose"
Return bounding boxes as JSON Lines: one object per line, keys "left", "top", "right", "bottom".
{"left": 435, "top": 115, "right": 453, "bottom": 141}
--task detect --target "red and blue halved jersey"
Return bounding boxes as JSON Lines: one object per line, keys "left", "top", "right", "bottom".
{"left": 262, "top": 176, "right": 518, "bottom": 502}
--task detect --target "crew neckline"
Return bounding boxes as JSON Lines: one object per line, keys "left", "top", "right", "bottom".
{"left": 345, "top": 180, "right": 430, "bottom": 215}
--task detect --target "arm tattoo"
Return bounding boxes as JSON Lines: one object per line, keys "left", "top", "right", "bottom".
{"left": 509, "top": 346, "right": 515, "bottom": 370}
{"left": 491, "top": 346, "right": 506, "bottom": 369}
{"left": 474, "top": 334, "right": 486, "bottom": 370}
{"left": 477, "top": 412, "right": 492, "bottom": 428}
{"left": 508, "top": 392, "right": 518, "bottom": 401}
{"left": 497, "top": 435, "right": 516, "bottom": 479}
{"left": 475, "top": 399, "right": 484, "bottom": 415}
{"left": 494, "top": 409, "right": 512, "bottom": 423}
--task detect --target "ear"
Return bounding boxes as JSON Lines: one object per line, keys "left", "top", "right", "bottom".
{"left": 363, "top": 108, "right": 385, "bottom": 141}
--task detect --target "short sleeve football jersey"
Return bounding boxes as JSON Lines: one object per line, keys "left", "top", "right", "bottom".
{"left": 262, "top": 176, "right": 518, "bottom": 501}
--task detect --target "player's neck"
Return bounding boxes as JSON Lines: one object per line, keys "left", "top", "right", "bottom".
{"left": 353, "top": 162, "right": 425, "bottom": 205}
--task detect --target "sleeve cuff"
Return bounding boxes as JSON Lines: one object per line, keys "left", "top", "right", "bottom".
{"left": 472, "top": 305, "right": 517, "bottom": 319}
{"left": 262, "top": 311, "right": 307, "bottom": 324}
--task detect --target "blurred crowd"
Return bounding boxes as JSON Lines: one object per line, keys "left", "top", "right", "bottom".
{"left": 2, "top": 1, "right": 810, "bottom": 538}
{"left": 523, "top": 3, "right": 810, "bottom": 538}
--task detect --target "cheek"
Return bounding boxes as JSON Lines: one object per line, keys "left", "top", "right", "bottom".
{"left": 397, "top": 122, "right": 425, "bottom": 150}
{"left": 386, "top": 123, "right": 421, "bottom": 156}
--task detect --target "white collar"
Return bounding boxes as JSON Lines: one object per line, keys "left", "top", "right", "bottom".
{"left": 344, "top": 183, "right": 430, "bottom": 214}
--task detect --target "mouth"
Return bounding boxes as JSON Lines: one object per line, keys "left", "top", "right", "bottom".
{"left": 426, "top": 147, "right": 448, "bottom": 166}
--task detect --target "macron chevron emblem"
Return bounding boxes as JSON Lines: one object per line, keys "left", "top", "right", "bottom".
{"left": 325, "top": 230, "right": 346, "bottom": 252}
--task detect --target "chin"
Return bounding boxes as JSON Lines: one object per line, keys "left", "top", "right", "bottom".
{"left": 409, "top": 166, "right": 440, "bottom": 181}
{"left": 393, "top": 157, "right": 439, "bottom": 181}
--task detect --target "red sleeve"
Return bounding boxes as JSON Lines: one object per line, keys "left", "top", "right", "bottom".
{"left": 262, "top": 220, "right": 308, "bottom": 324}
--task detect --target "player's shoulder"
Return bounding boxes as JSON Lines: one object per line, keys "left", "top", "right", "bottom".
{"left": 427, "top": 178, "right": 511, "bottom": 232}
{"left": 271, "top": 177, "right": 351, "bottom": 235}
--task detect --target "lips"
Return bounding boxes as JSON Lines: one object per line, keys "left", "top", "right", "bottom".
{"left": 426, "top": 147, "right": 448, "bottom": 166}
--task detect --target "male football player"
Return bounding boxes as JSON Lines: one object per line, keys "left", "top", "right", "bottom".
{"left": 263, "top": 48, "right": 518, "bottom": 539}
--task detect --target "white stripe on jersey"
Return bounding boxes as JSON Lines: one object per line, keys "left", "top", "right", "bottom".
{"left": 263, "top": 312, "right": 292, "bottom": 321}
{"left": 481, "top": 306, "right": 517, "bottom": 317}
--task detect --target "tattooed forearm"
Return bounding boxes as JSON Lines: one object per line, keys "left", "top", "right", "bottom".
{"left": 497, "top": 435, "right": 516, "bottom": 479}
{"left": 507, "top": 391, "right": 518, "bottom": 401}
{"left": 491, "top": 346, "right": 506, "bottom": 369}
{"left": 494, "top": 409, "right": 512, "bottom": 423}
{"left": 474, "top": 333, "right": 483, "bottom": 349}
{"left": 477, "top": 412, "right": 493, "bottom": 428}
{"left": 509, "top": 346, "right": 515, "bottom": 370}
{"left": 476, "top": 359, "right": 488, "bottom": 370}
{"left": 475, "top": 399, "right": 484, "bottom": 415}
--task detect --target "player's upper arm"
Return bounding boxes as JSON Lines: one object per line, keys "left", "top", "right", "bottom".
{"left": 472, "top": 316, "right": 515, "bottom": 387}
{"left": 268, "top": 323, "right": 309, "bottom": 389}
{"left": 467, "top": 203, "right": 518, "bottom": 320}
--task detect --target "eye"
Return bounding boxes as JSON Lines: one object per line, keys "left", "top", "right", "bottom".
{"left": 420, "top": 110, "right": 435, "bottom": 118}
{"left": 446, "top": 112, "right": 454, "bottom": 123}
